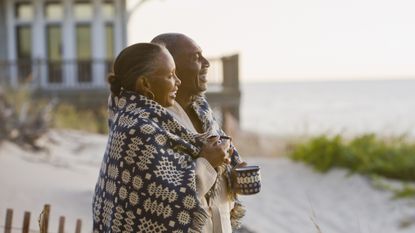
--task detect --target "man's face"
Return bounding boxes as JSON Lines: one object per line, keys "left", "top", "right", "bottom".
{"left": 173, "top": 36, "right": 210, "bottom": 95}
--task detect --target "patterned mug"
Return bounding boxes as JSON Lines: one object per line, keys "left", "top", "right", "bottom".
{"left": 233, "top": 165, "right": 261, "bottom": 195}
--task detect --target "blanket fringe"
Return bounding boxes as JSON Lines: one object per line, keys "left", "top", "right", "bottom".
{"left": 205, "top": 164, "right": 228, "bottom": 200}
{"left": 190, "top": 208, "right": 209, "bottom": 233}
{"left": 230, "top": 201, "right": 246, "bottom": 230}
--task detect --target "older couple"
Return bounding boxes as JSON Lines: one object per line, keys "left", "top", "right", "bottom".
{"left": 92, "top": 33, "right": 246, "bottom": 233}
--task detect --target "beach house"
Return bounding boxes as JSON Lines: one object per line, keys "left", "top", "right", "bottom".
{"left": 0, "top": 0, "right": 240, "bottom": 122}
{"left": 0, "top": 0, "right": 127, "bottom": 91}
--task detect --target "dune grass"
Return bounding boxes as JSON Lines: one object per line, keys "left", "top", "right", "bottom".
{"left": 52, "top": 103, "right": 108, "bottom": 134}
{"left": 2, "top": 85, "right": 108, "bottom": 135}
{"left": 290, "top": 133, "right": 415, "bottom": 198}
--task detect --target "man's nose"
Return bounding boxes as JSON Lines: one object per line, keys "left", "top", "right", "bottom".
{"left": 202, "top": 56, "right": 210, "bottom": 68}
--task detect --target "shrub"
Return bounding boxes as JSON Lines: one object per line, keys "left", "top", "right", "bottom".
{"left": 0, "top": 86, "right": 56, "bottom": 149}
{"left": 52, "top": 103, "right": 108, "bottom": 134}
{"left": 290, "top": 133, "right": 415, "bottom": 183}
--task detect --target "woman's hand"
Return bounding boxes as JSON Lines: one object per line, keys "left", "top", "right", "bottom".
{"left": 199, "top": 135, "right": 231, "bottom": 168}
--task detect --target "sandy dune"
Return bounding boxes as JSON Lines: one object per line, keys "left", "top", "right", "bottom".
{"left": 240, "top": 158, "right": 415, "bottom": 233}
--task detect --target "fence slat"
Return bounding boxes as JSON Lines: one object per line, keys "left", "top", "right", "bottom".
{"left": 58, "top": 216, "right": 65, "bottom": 233}
{"left": 22, "top": 211, "right": 31, "bottom": 233}
{"left": 39, "top": 204, "right": 51, "bottom": 233}
{"left": 3, "top": 204, "right": 83, "bottom": 233}
{"left": 4, "top": 209, "right": 13, "bottom": 233}
{"left": 74, "top": 219, "right": 82, "bottom": 233}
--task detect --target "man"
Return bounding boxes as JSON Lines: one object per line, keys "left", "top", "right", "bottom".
{"left": 151, "top": 33, "right": 245, "bottom": 233}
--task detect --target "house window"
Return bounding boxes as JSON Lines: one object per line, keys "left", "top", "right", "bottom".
{"left": 76, "top": 25, "right": 92, "bottom": 82}
{"left": 74, "top": 2, "right": 93, "bottom": 20}
{"left": 11, "top": 0, "right": 120, "bottom": 87}
{"left": 16, "top": 25, "right": 32, "bottom": 82}
{"left": 104, "top": 1, "right": 115, "bottom": 75}
{"left": 45, "top": 2, "right": 63, "bottom": 20}
{"left": 16, "top": 26, "right": 32, "bottom": 59}
{"left": 45, "top": 2, "right": 64, "bottom": 84}
{"left": 105, "top": 24, "right": 114, "bottom": 74}
{"left": 47, "top": 25, "right": 63, "bottom": 83}
{"left": 15, "top": 2, "right": 33, "bottom": 20}
{"left": 103, "top": 2, "right": 115, "bottom": 19}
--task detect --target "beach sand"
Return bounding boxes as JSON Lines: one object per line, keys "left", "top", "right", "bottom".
{"left": 240, "top": 158, "right": 415, "bottom": 233}
{"left": 0, "top": 130, "right": 414, "bottom": 233}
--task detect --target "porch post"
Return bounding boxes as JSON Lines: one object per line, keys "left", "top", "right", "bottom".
{"left": 63, "top": 0, "right": 76, "bottom": 87}
{"left": 92, "top": 0, "right": 105, "bottom": 87}
{"left": 5, "top": 0, "right": 17, "bottom": 87}
{"left": 33, "top": 0, "right": 46, "bottom": 88}
{"left": 114, "top": 0, "right": 126, "bottom": 55}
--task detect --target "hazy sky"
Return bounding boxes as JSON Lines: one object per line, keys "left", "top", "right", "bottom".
{"left": 127, "top": 0, "right": 415, "bottom": 82}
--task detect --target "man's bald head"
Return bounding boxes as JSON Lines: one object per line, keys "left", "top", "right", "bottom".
{"left": 151, "top": 33, "right": 188, "bottom": 57}
{"left": 151, "top": 33, "right": 210, "bottom": 97}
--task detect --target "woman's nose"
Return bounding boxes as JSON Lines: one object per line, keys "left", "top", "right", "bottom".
{"left": 175, "top": 75, "right": 181, "bottom": 86}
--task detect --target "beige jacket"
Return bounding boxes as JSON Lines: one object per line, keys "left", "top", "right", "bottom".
{"left": 167, "top": 102, "right": 234, "bottom": 233}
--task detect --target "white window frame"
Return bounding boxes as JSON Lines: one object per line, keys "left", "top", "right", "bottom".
{"left": 6, "top": 0, "right": 121, "bottom": 89}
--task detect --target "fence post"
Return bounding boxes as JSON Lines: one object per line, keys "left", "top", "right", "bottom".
{"left": 22, "top": 211, "right": 31, "bottom": 233}
{"left": 39, "top": 204, "right": 50, "bottom": 233}
{"left": 4, "top": 209, "right": 13, "bottom": 233}
{"left": 75, "top": 219, "right": 82, "bottom": 233}
{"left": 58, "top": 216, "right": 65, "bottom": 233}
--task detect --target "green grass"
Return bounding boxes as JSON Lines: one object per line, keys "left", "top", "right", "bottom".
{"left": 290, "top": 134, "right": 415, "bottom": 197}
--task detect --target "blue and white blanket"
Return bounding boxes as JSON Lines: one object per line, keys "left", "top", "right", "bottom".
{"left": 92, "top": 90, "right": 243, "bottom": 232}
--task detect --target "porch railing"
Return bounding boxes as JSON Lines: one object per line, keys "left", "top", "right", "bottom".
{"left": 0, "top": 55, "right": 240, "bottom": 123}
{"left": 0, "top": 59, "right": 113, "bottom": 89}
{"left": 0, "top": 57, "right": 225, "bottom": 90}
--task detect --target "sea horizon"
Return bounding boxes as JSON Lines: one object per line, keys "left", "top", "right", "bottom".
{"left": 240, "top": 78, "right": 415, "bottom": 137}
{"left": 239, "top": 76, "right": 415, "bottom": 84}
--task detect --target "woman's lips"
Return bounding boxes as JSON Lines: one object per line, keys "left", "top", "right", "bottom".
{"left": 170, "top": 89, "right": 178, "bottom": 98}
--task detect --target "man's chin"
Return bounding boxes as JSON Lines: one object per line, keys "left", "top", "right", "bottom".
{"left": 197, "top": 84, "right": 208, "bottom": 93}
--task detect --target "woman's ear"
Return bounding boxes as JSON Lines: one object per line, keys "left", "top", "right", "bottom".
{"left": 135, "top": 76, "right": 149, "bottom": 92}
{"left": 135, "top": 76, "right": 155, "bottom": 100}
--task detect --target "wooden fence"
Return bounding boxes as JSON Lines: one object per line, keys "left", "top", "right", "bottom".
{"left": 2, "top": 204, "right": 82, "bottom": 233}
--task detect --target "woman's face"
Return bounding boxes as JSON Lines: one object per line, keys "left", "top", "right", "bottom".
{"left": 148, "top": 50, "right": 181, "bottom": 107}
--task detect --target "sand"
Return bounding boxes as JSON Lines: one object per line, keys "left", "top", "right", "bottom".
{"left": 240, "top": 158, "right": 415, "bottom": 233}
{"left": 0, "top": 130, "right": 414, "bottom": 233}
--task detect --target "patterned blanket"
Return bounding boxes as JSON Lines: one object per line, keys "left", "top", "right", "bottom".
{"left": 92, "top": 90, "right": 244, "bottom": 233}
{"left": 190, "top": 95, "right": 242, "bottom": 167}
{"left": 190, "top": 95, "right": 246, "bottom": 229}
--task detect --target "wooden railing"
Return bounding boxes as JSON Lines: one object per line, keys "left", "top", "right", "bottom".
{"left": 2, "top": 204, "right": 83, "bottom": 233}
{"left": 0, "top": 56, "right": 227, "bottom": 90}
{"left": 0, "top": 54, "right": 240, "bottom": 125}
{"left": 0, "top": 59, "right": 112, "bottom": 89}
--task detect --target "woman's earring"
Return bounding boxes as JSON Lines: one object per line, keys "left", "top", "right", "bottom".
{"left": 146, "top": 90, "right": 155, "bottom": 100}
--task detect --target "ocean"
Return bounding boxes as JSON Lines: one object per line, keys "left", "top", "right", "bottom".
{"left": 239, "top": 79, "right": 415, "bottom": 137}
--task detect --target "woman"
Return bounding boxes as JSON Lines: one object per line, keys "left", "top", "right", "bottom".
{"left": 92, "top": 43, "right": 230, "bottom": 232}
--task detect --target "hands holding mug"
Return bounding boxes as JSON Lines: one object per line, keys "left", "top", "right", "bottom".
{"left": 199, "top": 135, "right": 232, "bottom": 168}
{"left": 199, "top": 134, "right": 261, "bottom": 195}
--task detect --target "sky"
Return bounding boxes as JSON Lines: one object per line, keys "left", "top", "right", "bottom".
{"left": 127, "top": 0, "right": 415, "bottom": 82}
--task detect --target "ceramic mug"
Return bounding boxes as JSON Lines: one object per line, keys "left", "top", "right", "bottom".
{"left": 233, "top": 165, "right": 261, "bottom": 195}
